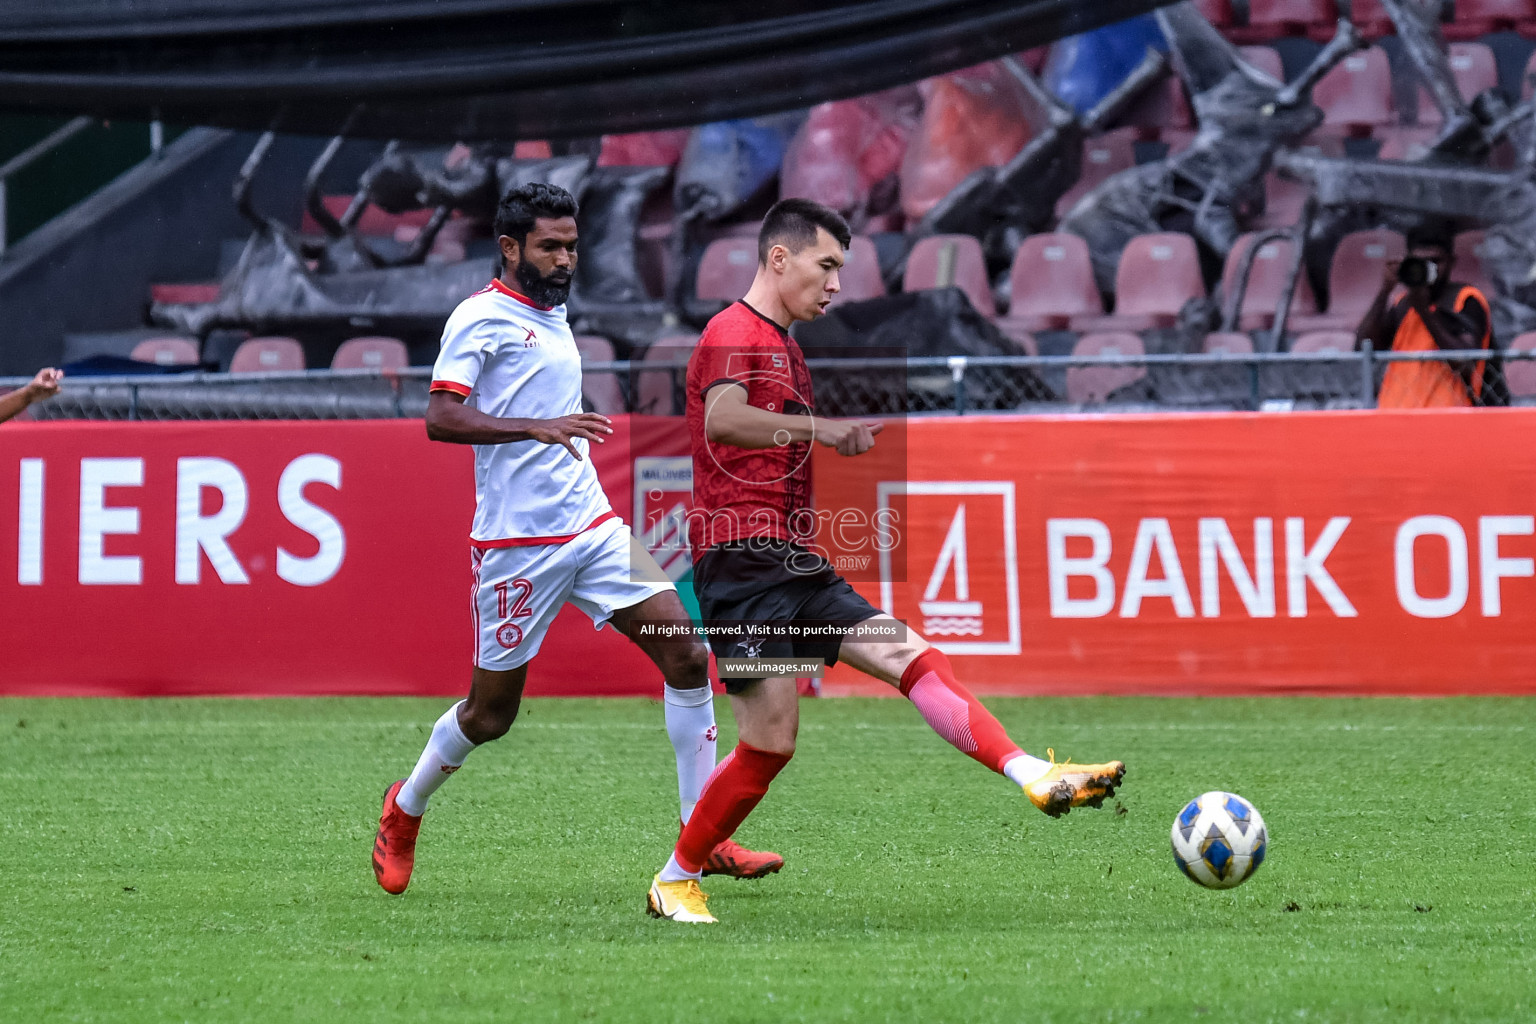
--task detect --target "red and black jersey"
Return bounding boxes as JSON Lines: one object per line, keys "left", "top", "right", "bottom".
{"left": 685, "top": 301, "right": 815, "bottom": 557}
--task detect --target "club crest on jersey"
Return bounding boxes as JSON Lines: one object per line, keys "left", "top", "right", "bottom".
{"left": 495, "top": 622, "right": 525, "bottom": 649}
{"left": 736, "top": 636, "right": 767, "bottom": 659}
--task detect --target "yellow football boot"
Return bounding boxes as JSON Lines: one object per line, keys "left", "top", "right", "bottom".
{"left": 647, "top": 875, "right": 718, "bottom": 924}
{"left": 1025, "top": 750, "right": 1126, "bottom": 818}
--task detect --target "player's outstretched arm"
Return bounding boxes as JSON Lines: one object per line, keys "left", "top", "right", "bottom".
{"left": 424, "top": 390, "right": 611, "bottom": 460}
{"left": 0, "top": 367, "right": 63, "bottom": 425}
{"left": 703, "top": 383, "right": 882, "bottom": 456}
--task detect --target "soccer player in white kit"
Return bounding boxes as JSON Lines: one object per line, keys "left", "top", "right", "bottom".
{"left": 372, "top": 183, "right": 781, "bottom": 894}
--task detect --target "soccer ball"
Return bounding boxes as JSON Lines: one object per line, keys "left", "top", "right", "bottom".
{"left": 1170, "top": 791, "right": 1268, "bottom": 889}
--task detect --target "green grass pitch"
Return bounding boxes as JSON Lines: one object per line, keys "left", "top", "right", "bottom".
{"left": 1, "top": 695, "right": 1532, "bottom": 1023}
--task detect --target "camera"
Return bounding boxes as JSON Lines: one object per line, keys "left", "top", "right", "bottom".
{"left": 1397, "top": 256, "right": 1440, "bottom": 287}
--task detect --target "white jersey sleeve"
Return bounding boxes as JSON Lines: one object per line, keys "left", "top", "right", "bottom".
{"left": 431, "top": 311, "right": 493, "bottom": 398}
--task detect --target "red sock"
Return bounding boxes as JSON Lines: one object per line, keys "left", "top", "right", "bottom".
{"left": 673, "top": 741, "right": 791, "bottom": 874}
{"left": 899, "top": 648, "right": 1023, "bottom": 775}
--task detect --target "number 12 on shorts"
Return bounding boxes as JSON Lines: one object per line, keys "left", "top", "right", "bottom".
{"left": 495, "top": 578, "right": 534, "bottom": 620}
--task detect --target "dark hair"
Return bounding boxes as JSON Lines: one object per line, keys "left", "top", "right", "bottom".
{"left": 1406, "top": 221, "right": 1454, "bottom": 255}
{"left": 494, "top": 182, "right": 579, "bottom": 253}
{"left": 758, "top": 197, "right": 851, "bottom": 265}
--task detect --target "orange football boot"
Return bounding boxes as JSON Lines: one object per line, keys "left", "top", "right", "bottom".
{"left": 372, "top": 780, "right": 422, "bottom": 894}
{"left": 701, "top": 834, "right": 784, "bottom": 879}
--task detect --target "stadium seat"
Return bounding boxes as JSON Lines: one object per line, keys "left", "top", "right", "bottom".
{"left": 695, "top": 238, "right": 760, "bottom": 304}
{"left": 301, "top": 195, "right": 435, "bottom": 237}
{"left": 1292, "top": 229, "right": 1406, "bottom": 332}
{"left": 1505, "top": 332, "right": 1536, "bottom": 397}
{"left": 1203, "top": 331, "right": 1256, "bottom": 354}
{"left": 230, "top": 337, "right": 305, "bottom": 374}
{"left": 573, "top": 335, "right": 626, "bottom": 415}
{"left": 1443, "top": 0, "right": 1534, "bottom": 39}
{"left": 999, "top": 233, "right": 1103, "bottom": 332}
{"left": 1221, "top": 234, "right": 1318, "bottom": 331}
{"left": 1311, "top": 46, "right": 1395, "bottom": 135}
{"left": 1238, "top": 45, "right": 1287, "bottom": 82}
{"left": 150, "top": 283, "right": 220, "bottom": 305}
{"left": 633, "top": 333, "right": 699, "bottom": 416}
{"left": 902, "top": 234, "right": 996, "bottom": 316}
{"left": 1086, "top": 232, "right": 1206, "bottom": 332}
{"left": 1066, "top": 332, "right": 1147, "bottom": 404}
{"left": 1118, "top": 74, "right": 1195, "bottom": 139}
{"left": 1290, "top": 329, "right": 1356, "bottom": 353}
{"left": 1259, "top": 171, "right": 1310, "bottom": 229}
{"left": 130, "top": 337, "right": 200, "bottom": 366}
{"left": 1054, "top": 129, "right": 1139, "bottom": 218}
{"left": 1417, "top": 43, "right": 1500, "bottom": 122}
{"left": 1193, "top": 0, "right": 1236, "bottom": 27}
{"left": 332, "top": 336, "right": 408, "bottom": 371}
{"left": 1375, "top": 126, "right": 1441, "bottom": 161}
{"left": 1348, "top": 0, "right": 1396, "bottom": 38}
{"left": 1244, "top": 0, "right": 1340, "bottom": 36}
{"left": 828, "top": 235, "right": 886, "bottom": 306}
{"left": 1454, "top": 231, "right": 1495, "bottom": 294}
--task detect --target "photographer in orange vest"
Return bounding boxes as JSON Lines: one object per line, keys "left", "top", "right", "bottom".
{"left": 1356, "top": 225, "right": 1491, "bottom": 408}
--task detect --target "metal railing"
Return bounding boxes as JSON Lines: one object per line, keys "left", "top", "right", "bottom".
{"left": 0, "top": 115, "right": 165, "bottom": 258}
{"left": 3, "top": 347, "right": 1531, "bottom": 420}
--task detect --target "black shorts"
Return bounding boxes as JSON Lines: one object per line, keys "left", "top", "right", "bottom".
{"left": 694, "top": 539, "right": 882, "bottom": 692}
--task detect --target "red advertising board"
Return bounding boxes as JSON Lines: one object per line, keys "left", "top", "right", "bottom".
{"left": 3, "top": 409, "right": 1534, "bottom": 697}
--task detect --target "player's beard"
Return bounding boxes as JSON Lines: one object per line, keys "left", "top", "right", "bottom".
{"left": 514, "top": 259, "right": 572, "bottom": 308}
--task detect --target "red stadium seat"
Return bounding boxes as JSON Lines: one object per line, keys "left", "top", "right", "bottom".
{"left": 332, "top": 336, "right": 408, "bottom": 371}
{"left": 1417, "top": 43, "right": 1499, "bottom": 122}
{"left": 1293, "top": 229, "right": 1405, "bottom": 332}
{"left": 1054, "top": 129, "right": 1139, "bottom": 219}
{"left": 1312, "top": 46, "right": 1395, "bottom": 135}
{"left": 1505, "top": 332, "right": 1536, "bottom": 397}
{"left": 1086, "top": 232, "right": 1206, "bottom": 332}
{"left": 1444, "top": 0, "right": 1534, "bottom": 39}
{"left": 1193, "top": 0, "right": 1236, "bottom": 27}
{"left": 695, "top": 238, "right": 760, "bottom": 304}
{"left": 828, "top": 236, "right": 886, "bottom": 306}
{"left": 150, "top": 283, "right": 220, "bottom": 305}
{"left": 573, "top": 335, "right": 626, "bottom": 415}
{"left": 1290, "top": 329, "right": 1356, "bottom": 353}
{"left": 902, "top": 234, "right": 996, "bottom": 316}
{"left": 230, "top": 337, "right": 305, "bottom": 374}
{"left": 1375, "top": 126, "right": 1441, "bottom": 161}
{"left": 1245, "top": 0, "right": 1340, "bottom": 34}
{"left": 301, "top": 195, "right": 435, "bottom": 237}
{"left": 1118, "top": 75, "right": 1195, "bottom": 139}
{"left": 1238, "top": 45, "right": 1286, "bottom": 82}
{"left": 1349, "top": 0, "right": 1396, "bottom": 38}
{"left": 634, "top": 333, "right": 699, "bottom": 416}
{"left": 1066, "top": 332, "right": 1147, "bottom": 403}
{"left": 1000, "top": 233, "right": 1103, "bottom": 332}
{"left": 130, "top": 337, "right": 200, "bottom": 366}
{"left": 1203, "top": 331, "right": 1255, "bottom": 354}
{"left": 1221, "top": 233, "right": 1318, "bottom": 331}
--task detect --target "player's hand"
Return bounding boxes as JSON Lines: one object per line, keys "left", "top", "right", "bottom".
{"left": 528, "top": 413, "right": 612, "bottom": 461}
{"left": 24, "top": 367, "right": 62, "bottom": 403}
{"left": 814, "top": 418, "right": 884, "bottom": 457}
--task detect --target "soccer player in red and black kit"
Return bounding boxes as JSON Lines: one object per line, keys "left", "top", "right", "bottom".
{"left": 645, "top": 198, "right": 1127, "bottom": 924}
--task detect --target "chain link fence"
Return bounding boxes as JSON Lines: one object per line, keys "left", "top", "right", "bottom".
{"left": 4, "top": 347, "right": 1533, "bottom": 420}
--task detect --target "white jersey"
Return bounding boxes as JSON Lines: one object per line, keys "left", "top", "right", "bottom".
{"left": 431, "top": 279, "right": 613, "bottom": 546}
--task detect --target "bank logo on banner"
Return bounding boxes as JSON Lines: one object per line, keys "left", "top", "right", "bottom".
{"left": 634, "top": 456, "right": 693, "bottom": 581}
{"left": 877, "top": 481, "right": 1021, "bottom": 655}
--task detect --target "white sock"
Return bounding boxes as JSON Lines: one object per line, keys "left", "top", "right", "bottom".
{"left": 396, "top": 701, "right": 476, "bottom": 817}
{"left": 658, "top": 852, "right": 702, "bottom": 883}
{"left": 663, "top": 683, "right": 717, "bottom": 824}
{"left": 1002, "top": 752, "right": 1053, "bottom": 788}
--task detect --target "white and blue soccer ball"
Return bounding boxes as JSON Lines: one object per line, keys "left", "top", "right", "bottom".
{"left": 1171, "top": 791, "right": 1268, "bottom": 889}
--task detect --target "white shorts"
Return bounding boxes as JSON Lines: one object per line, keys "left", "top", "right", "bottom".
{"left": 470, "top": 517, "right": 674, "bottom": 671}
